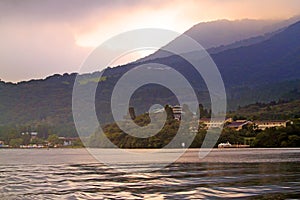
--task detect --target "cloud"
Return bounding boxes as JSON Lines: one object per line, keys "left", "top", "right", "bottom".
{"left": 0, "top": 18, "right": 90, "bottom": 82}
{"left": 0, "top": 0, "right": 299, "bottom": 82}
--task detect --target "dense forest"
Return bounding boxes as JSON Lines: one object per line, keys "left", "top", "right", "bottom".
{"left": 228, "top": 99, "right": 300, "bottom": 120}
{"left": 88, "top": 117, "right": 300, "bottom": 149}
{"left": 87, "top": 103, "right": 300, "bottom": 148}
{"left": 1, "top": 100, "right": 300, "bottom": 148}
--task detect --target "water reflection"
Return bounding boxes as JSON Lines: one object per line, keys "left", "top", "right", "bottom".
{"left": 0, "top": 149, "right": 299, "bottom": 199}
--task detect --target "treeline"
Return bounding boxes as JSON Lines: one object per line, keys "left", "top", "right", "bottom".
{"left": 0, "top": 122, "right": 82, "bottom": 147}
{"left": 228, "top": 99, "right": 300, "bottom": 120}
{"left": 89, "top": 119, "right": 300, "bottom": 148}
{"left": 2, "top": 94, "right": 300, "bottom": 149}
{"left": 89, "top": 111, "right": 182, "bottom": 148}
{"left": 219, "top": 121, "right": 300, "bottom": 147}
{"left": 87, "top": 105, "right": 300, "bottom": 148}
{"left": 0, "top": 122, "right": 55, "bottom": 144}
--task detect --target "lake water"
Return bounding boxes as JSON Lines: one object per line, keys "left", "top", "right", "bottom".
{"left": 0, "top": 148, "right": 299, "bottom": 199}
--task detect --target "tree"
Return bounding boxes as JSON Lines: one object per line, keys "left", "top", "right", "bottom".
{"left": 47, "top": 134, "right": 60, "bottom": 145}
{"left": 198, "top": 103, "right": 210, "bottom": 119}
{"left": 287, "top": 135, "right": 300, "bottom": 147}
{"left": 164, "top": 105, "right": 174, "bottom": 120}
{"left": 36, "top": 122, "right": 55, "bottom": 139}
{"left": 20, "top": 133, "right": 31, "bottom": 145}
{"left": 30, "top": 137, "right": 45, "bottom": 145}
{"left": 72, "top": 138, "right": 84, "bottom": 147}
{"left": 9, "top": 138, "right": 23, "bottom": 148}
{"left": 128, "top": 107, "right": 136, "bottom": 120}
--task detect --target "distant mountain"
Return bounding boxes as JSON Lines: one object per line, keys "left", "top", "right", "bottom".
{"left": 0, "top": 74, "right": 77, "bottom": 136}
{"left": 106, "top": 20, "right": 300, "bottom": 110}
{"left": 139, "top": 16, "right": 300, "bottom": 62}
{"left": 213, "top": 20, "right": 300, "bottom": 87}
{"left": 1, "top": 20, "right": 300, "bottom": 137}
{"left": 207, "top": 30, "right": 279, "bottom": 54}
{"left": 185, "top": 19, "right": 279, "bottom": 48}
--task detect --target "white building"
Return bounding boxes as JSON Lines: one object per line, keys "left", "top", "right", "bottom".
{"left": 172, "top": 105, "right": 183, "bottom": 120}
{"left": 200, "top": 118, "right": 232, "bottom": 129}
{"left": 254, "top": 120, "right": 290, "bottom": 130}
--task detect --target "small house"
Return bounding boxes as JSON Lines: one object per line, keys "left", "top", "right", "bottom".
{"left": 172, "top": 105, "right": 183, "bottom": 120}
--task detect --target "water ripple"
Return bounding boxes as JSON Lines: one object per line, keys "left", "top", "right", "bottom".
{"left": 0, "top": 149, "right": 300, "bottom": 199}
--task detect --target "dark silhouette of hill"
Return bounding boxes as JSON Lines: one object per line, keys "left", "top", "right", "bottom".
{"left": 138, "top": 16, "right": 300, "bottom": 62}
{"left": 214, "top": 20, "right": 300, "bottom": 87}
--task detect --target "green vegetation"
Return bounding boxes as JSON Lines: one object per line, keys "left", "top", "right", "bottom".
{"left": 47, "top": 134, "right": 61, "bottom": 146}
{"left": 87, "top": 104, "right": 300, "bottom": 148}
{"left": 0, "top": 71, "right": 300, "bottom": 139}
{"left": 89, "top": 112, "right": 181, "bottom": 148}
{"left": 78, "top": 76, "right": 107, "bottom": 85}
{"left": 0, "top": 70, "right": 299, "bottom": 148}
{"left": 218, "top": 121, "right": 300, "bottom": 147}
{"left": 253, "top": 122, "right": 300, "bottom": 147}
{"left": 0, "top": 124, "right": 83, "bottom": 148}
{"left": 88, "top": 118, "right": 300, "bottom": 148}
{"left": 9, "top": 138, "right": 23, "bottom": 148}
{"left": 228, "top": 99, "right": 300, "bottom": 120}
{"left": 0, "top": 123, "right": 53, "bottom": 145}
{"left": 1, "top": 100, "right": 300, "bottom": 148}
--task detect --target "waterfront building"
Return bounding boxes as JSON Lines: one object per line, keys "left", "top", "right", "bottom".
{"left": 254, "top": 120, "right": 291, "bottom": 130}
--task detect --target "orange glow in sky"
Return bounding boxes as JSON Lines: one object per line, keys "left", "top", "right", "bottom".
{"left": 0, "top": 0, "right": 299, "bottom": 82}
{"left": 73, "top": 0, "right": 300, "bottom": 48}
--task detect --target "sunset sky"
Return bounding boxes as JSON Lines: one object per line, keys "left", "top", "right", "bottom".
{"left": 1, "top": 0, "right": 300, "bottom": 82}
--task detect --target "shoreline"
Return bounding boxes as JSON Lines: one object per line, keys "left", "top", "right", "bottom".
{"left": 2, "top": 146, "right": 300, "bottom": 150}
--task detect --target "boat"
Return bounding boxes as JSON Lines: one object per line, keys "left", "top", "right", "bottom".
{"left": 218, "top": 142, "right": 232, "bottom": 148}
{"left": 218, "top": 142, "right": 250, "bottom": 148}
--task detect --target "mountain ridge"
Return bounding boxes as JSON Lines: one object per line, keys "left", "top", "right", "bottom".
{"left": 138, "top": 16, "right": 300, "bottom": 63}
